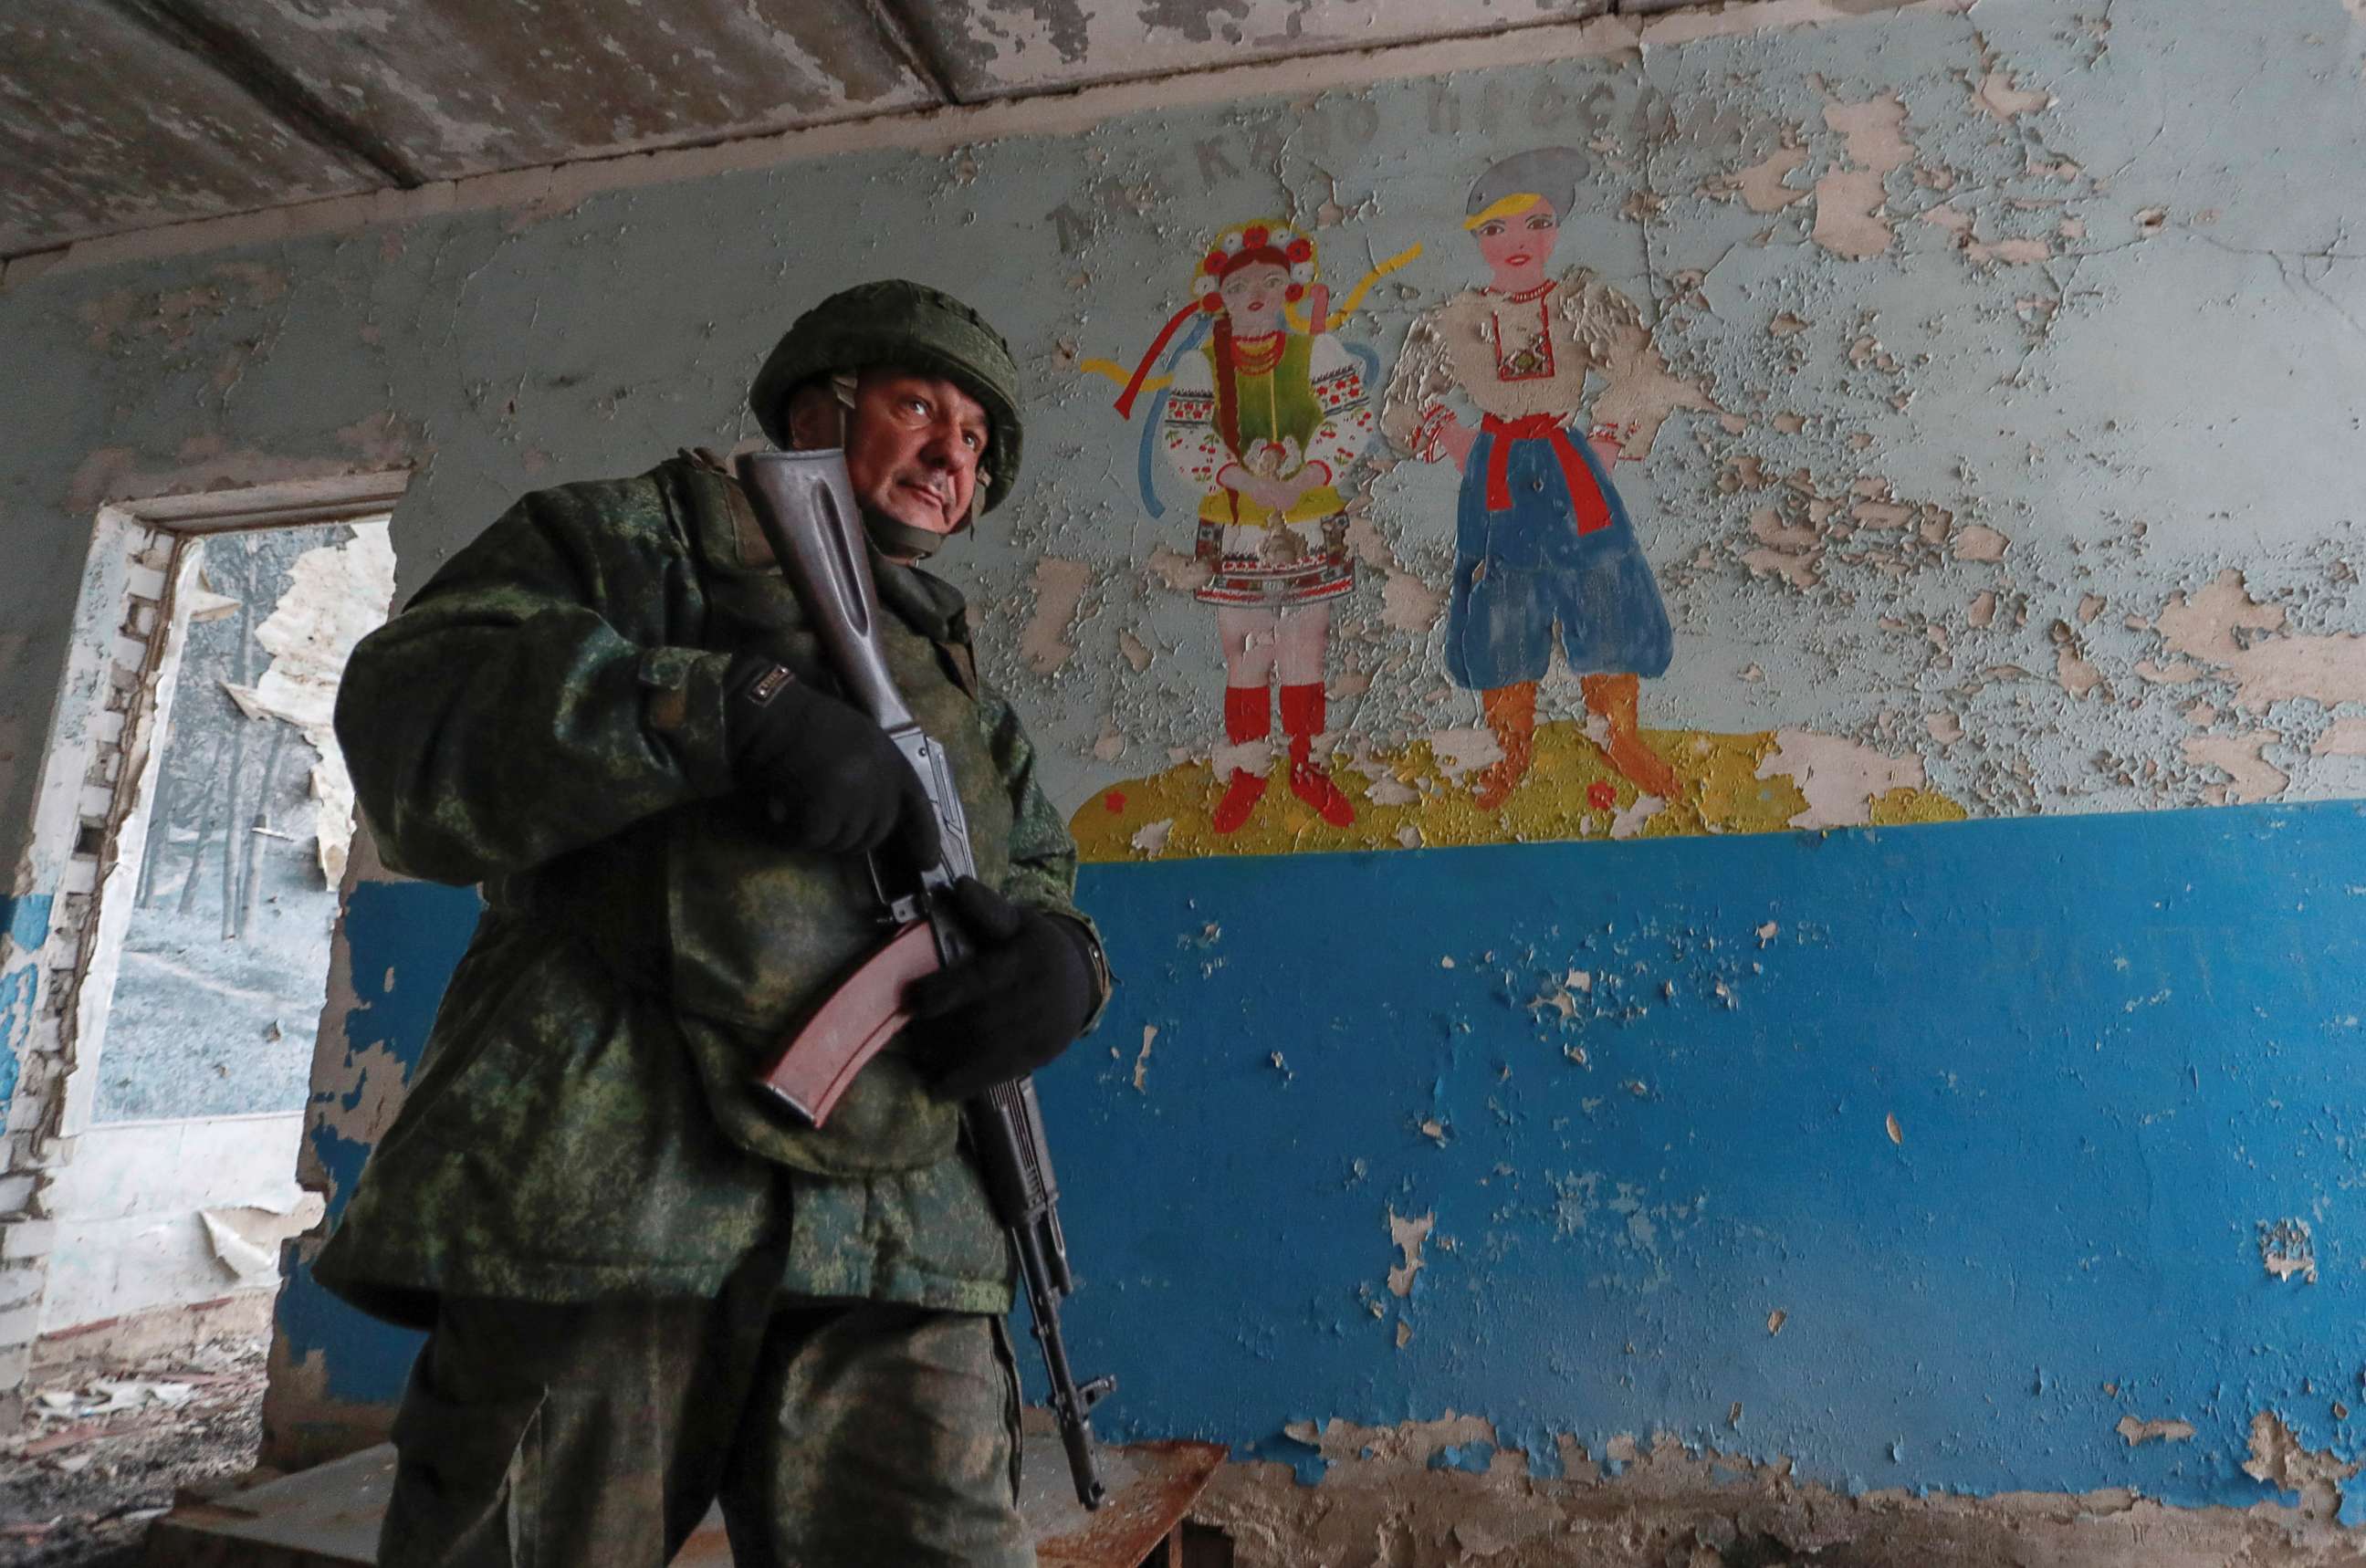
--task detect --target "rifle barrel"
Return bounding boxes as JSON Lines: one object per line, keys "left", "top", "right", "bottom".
{"left": 1015, "top": 1218, "right": 1109, "bottom": 1509}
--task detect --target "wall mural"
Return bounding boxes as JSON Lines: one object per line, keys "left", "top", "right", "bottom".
{"left": 1070, "top": 134, "right": 1970, "bottom": 862}
{"left": 1385, "top": 148, "right": 1674, "bottom": 812}
{"left": 1092, "top": 219, "right": 1407, "bottom": 838}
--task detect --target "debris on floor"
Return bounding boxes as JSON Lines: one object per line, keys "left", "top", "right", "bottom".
{"left": 0, "top": 1333, "right": 266, "bottom": 1568}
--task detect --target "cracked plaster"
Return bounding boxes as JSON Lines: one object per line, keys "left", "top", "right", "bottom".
{"left": 1, "top": 0, "right": 2363, "bottom": 1528}
{"left": 1193, "top": 1419, "right": 2366, "bottom": 1566}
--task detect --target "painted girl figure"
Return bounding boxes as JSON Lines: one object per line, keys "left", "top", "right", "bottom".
{"left": 1383, "top": 147, "right": 1679, "bottom": 809}
{"left": 1116, "top": 220, "right": 1376, "bottom": 833}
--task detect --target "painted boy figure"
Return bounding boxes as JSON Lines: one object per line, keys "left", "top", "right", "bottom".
{"left": 1383, "top": 147, "right": 1679, "bottom": 808}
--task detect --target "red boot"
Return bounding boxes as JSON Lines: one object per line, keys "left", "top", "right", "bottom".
{"left": 1280, "top": 684, "right": 1356, "bottom": 827}
{"left": 1211, "top": 685, "right": 1270, "bottom": 835}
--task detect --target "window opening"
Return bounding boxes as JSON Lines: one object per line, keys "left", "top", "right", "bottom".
{"left": 30, "top": 500, "right": 400, "bottom": 1348}
{"left": 100, "top": 521, "right": 393, "bottom": 1122}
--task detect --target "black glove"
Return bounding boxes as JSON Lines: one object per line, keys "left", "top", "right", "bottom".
{"left": 724, "top": 655, "right": 941, "bottom": 862}
{"left": 906, "top": 877, "right": 1099, "bottom": 1100}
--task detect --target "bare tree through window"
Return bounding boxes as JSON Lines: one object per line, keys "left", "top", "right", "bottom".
{"left": 105, "top": 521, "right": 394, "bottom": 1123}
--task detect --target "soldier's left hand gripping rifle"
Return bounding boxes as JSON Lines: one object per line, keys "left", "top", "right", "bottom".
{"left": 735, "top": 448, "right": 1115, "bottom": 1511}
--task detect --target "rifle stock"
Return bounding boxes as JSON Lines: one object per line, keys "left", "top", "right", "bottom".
{"left": 733, "top": 448, "right": 1114, "bottom": 1511}
{"left": 736, "top": 449, "right": 915, "bottom": 731}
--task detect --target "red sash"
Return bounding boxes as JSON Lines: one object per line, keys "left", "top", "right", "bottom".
{"left": 1481, "top": 413, "right": 1609, "bottom": 533}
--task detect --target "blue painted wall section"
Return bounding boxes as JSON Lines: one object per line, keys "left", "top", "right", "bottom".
{"left": 3, "top": 894, "right": 54, "bottom": 953}
{"left": 272, "top": 879, "right": 479, "bottom": 1418}
{"left": 1050, "top": 801, "right": 2366, "bottom": 1511}
{"left": 278, "top": 804, "right": 2366, "bottom": 1512}
{"left": 0, "top": 892, "right": 53, "bottom": 1115}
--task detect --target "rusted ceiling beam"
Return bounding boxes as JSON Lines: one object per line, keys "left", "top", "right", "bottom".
{"left": 99, "top": 0, "right": 427, "bottom": 190}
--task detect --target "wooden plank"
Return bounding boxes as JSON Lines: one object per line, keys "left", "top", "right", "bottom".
{"left": 145, "top": 1432, "right": 1228, "bottom": 1567}
{"left": 1031, "top": 1439, "right": 1226, "bottom": 1568}
{"left": 142, "top": 1445, "right": 390, "bottom": 1566}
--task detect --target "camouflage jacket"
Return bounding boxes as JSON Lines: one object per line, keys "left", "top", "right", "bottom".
{"left": 313, "top": 451, "right": 1103, "bottom": 1327}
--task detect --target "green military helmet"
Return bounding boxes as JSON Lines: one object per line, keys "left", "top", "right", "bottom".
{"left": 750, "top": 279, "right": 1023, "bottom": 516}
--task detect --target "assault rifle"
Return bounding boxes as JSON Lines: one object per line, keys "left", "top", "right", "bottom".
{"left": 735, "top": 448, "right": 1115, "bottom": 1511}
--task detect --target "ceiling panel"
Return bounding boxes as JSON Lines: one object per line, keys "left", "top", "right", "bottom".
{"left": 169, "top": 0, "right": 942, "bottom": 183}
{"left": 896, "top": 0, "right": 1614, "bottom": 100}
{"left": 1, "top": 0, "right": 1661, "bottom": 257}
{"left": 0, "top": 3, "right": 378, "bottom": 256}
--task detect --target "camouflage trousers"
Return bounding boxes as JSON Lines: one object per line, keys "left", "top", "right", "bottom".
{"left": 378, "top": 1256, "right": 1031, "bottom": 1567}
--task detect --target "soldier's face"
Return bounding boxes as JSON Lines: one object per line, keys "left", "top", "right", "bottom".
{"left": 844, "top": 371, "right": 989, "bottom": 534}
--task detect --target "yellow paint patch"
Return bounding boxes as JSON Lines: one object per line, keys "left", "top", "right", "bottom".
{"left": 1070, "top": 719, "right": 1966, "bottom": 862}
{"left": 1866, "top": 789, "right": 1955, "bottom": 831}
{"left": 1464, "top": 192, "right": 1543, "bottom": 229}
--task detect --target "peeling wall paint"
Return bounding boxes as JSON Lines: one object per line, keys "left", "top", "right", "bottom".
{"left": 0, "top": 0, "right": 938, "bottom": 256}
{"left": 260, "top": 871, "right": 469, "bottom": 1467}
{"left": 5, "top": 0, "right": 2362, "bottom": 865}
{"left": 37, "top": 1113, "right": 319, "bottom": 1335}
{"left": 1188, "top": 1426, "right": 2366, "bottom": 1566}
{"left": 278, "top": 799, "right": 2366, "bottom": 1521}
{"left": 0, "top": 892, "right": 54, "bottom": 1113}
{"left": 0, "top": 0, "right": 2357, "bottom": 1531}
{"left": 237, "top": 523, "right": 396, "bottom": 884}
{"left": 900, "top": 0, "right": 1628, "bottom": 100}
{"left": 1035, "top": 806, "right": 2366, "bottom": 1518}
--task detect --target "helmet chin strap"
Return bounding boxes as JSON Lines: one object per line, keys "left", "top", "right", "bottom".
{"left": 862, "top": 509, "right": 952, "bottom": 560}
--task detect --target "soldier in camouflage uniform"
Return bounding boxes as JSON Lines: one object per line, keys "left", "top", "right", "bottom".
{"left": 318, "top": 280, "right": 1111, "bottom": 1567}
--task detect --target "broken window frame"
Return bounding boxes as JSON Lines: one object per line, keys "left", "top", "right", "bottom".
{"left": 0, "top": 471, "right": 408, "bottom": 1389}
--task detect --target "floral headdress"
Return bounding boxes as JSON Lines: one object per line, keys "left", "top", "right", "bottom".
{"left": 1115, "top": 220, "right": 1318, "bottom": 416}
{"left": 1189, "top": 221, "right": 1320, "bottom": 311}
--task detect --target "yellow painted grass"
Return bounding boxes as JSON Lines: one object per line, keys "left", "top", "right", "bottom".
{"left": 1069, "top": 720, "right": 1965, "bottom": 863}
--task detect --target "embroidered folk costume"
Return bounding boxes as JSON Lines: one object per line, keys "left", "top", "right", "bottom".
{"left": 1383, "top": 148, "right": 1678, "bottom": 808}
{"left": 1117, "top": 220, "right": 1376, "bottom": 833}
{"left": 1160, "top": 316, "right": 1366, "bottom": 612}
